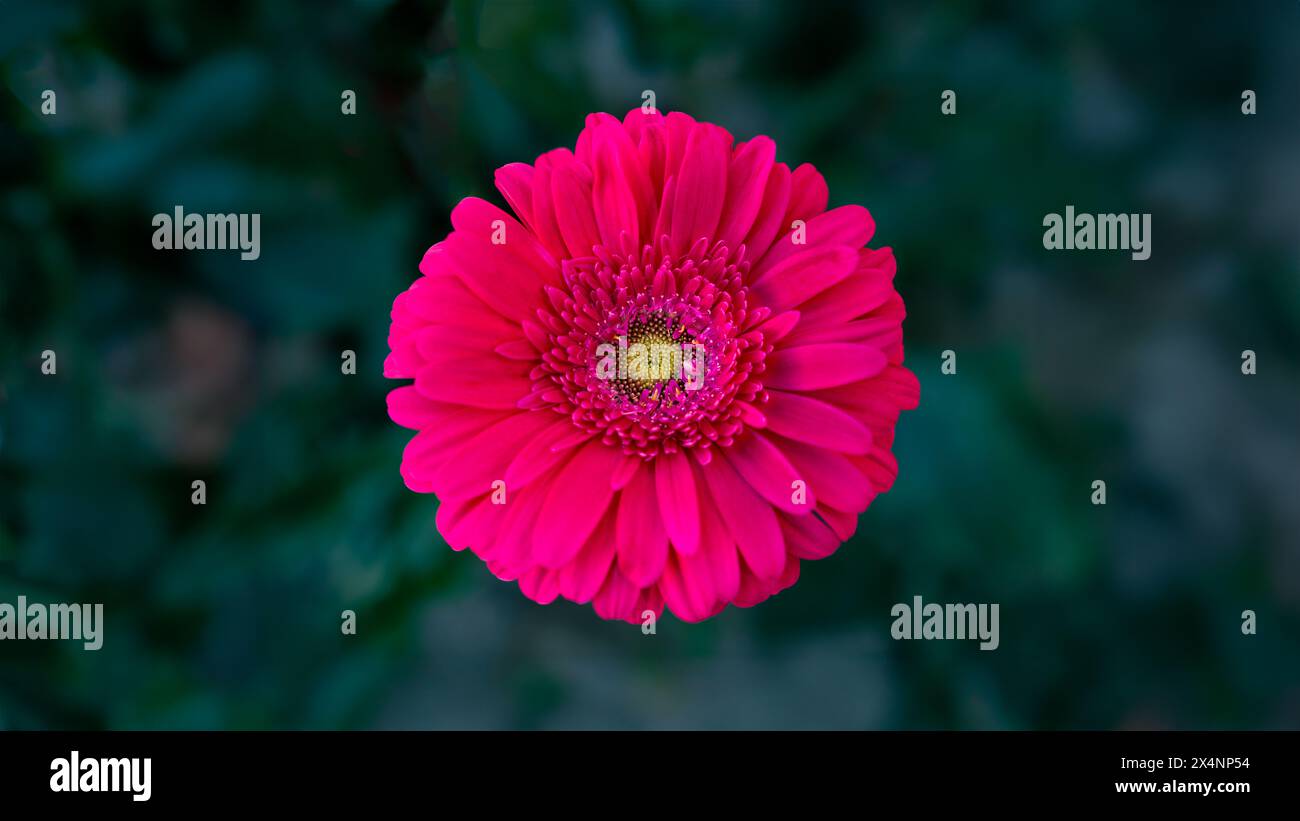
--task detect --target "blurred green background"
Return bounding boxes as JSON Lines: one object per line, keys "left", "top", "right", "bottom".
{"left": 2, "top": 0, "right": 1298, "bottom": 729}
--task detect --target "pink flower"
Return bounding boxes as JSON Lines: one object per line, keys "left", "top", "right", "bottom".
{"left": 386, "top": 109, "right": 919, "bottom": 622}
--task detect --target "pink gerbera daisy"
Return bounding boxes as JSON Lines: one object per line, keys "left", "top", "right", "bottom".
{"left": 385, "top": 108, "right": 919, "bottom": 623}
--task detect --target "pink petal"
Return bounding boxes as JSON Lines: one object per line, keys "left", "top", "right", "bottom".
{"left": 634, "top": 116, "right": 667, "bottom": 197}
{"left": 427, "top": 411, "right": 556, "bottom": 499}
{"left": 775, "top": 552, "right": 802, "bottom": 592}
{"left": 784, "top": 315, "right": 901, "bottom": 347}
{"left": 557, "top": 509, "right": 617, "bottom": 604}
{"left": 750, "top": 244, "right": 859, "bottom": 313}
{"left": 435, "top": 495, "right": 480, "bottom": 551}
{"left": 611, "top": 454, "right": 642, "bottom": 490}
{"left": 761, "top": 389, "right": 872, "bottom": 454}
{"left": 493, "top": 480, "right": 550, "bottom": 573}
{"left": 699, "top": 498, "right": 741, "bottom": 605}
{"left": 716, "top": 136, "right": 776, "bottom": 251}
{"left": 742, "top": 162, "right": 791, "bottom": 263}
{"left": 420, "top": 350, "right": 530, "bottom": 383}
{"left": 784, "top": 163, "right": 828, "bottom": 225}
{"left": 592, "top": 568, "right": 642, "bottom": 622}
{"left": 383, "top": 346, "right": 420, "bottom": 379}
{"left": 816, "top": 505, "right": 859, "bottom": 541}
{"left": 504, "top": 416, "right": 590, "bottom": 490}
{"left": 573, "top": 112, "right": 610, "bottom": 166}
{"left": 446, "top": 198, "right": 557, "bottom": 321}
{"left": 724, "top": 430, "right": 814, "bottom": 514}
{"left": 662, "top": 111, "right": 698, "bottom": 191}
{"left": 616, "top": 466, "right": 670, "bottom": 587}
{"left": 732, "top": 558, "right": 769, "bottom": 607}
{"left": 764, "top": 343, "right": 888, "bottom": 390}
{"left": 494, "top": 162, "right": 536, "bottom": 232}
{"left": 416, "top": 323, "right": 514, "bottom": 357}
{"left": 755, "top": 309, "right": 800, "bottom": 343}
{"left": 780, "top": 511, "right": 842, "bottom": 560}
{"left": 850, "top": 447, "right": 900, "bottom": 494}
{"left": 808, "top": 365, "right": 919, "bottom": 430}
{"left": 529, "top": 150, "right": 571, "bottom": 261}
{"left": 634, "top": 586, "right": 665, "bottom": 624}
{"left": 621, "top": 106, "right": 663, "bottom": 141}
{"left": 533, "top": 441, "right": 623, "bottom": 568}
{"left": 786, "top": 247, "right": 897, "bottom": 336}
{"left": 776, "top": 436, "right": 875, "bottom": 512}
{"left": 439, "top": 492, "right": 513, "bottom": 559}
{"left": 414, "top": 364, "right": 530, "bottom": 409}
{"left": 659, "top": 551, "right": 715, "bottom": 623}
{"left": 549, "top": 154, "right": 602, "bottom": 258}
{"left": 463, "top": 497, "right": 516, "bottom": 561}
{"left": 670, "top": 124, "right": 728, "bottom": 255}
{"left": 407, "top": 258, "right": 521, "bottom": 338}
{"left": 755, "top": 204, "right": 876, "bottom": 279}
{"left": 701, "top": 455, "right": 786, "bottom": 579}
{"left": 655, "top": 450, "right": 701, "bottom": 556}
{"left": 651, "top": 174, "right": 677, "bottom": 244}
{"left": 494, "top": 338, "right": 537, "bottom": 360}
{"left": 388, "top": 386, "right": 488, "bottom": 433}
{"left": 518, "top": 566, "right": 561, "bottom": 605}
{"left": 590, "top": 117, "right": 655, "bottom": 246}
{"left": 398, "top": 409, "right": 510, "bottom": 488}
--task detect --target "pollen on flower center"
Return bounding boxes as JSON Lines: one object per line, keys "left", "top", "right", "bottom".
{"left": 525, "top": 234, "right": 774, "bottom": 461}
{"left": 601, "top": 310, "right": 704, "bottom": 405}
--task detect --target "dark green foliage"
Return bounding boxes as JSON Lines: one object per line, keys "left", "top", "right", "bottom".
{"left": 1, "top": 0, "right": 1297, "bottom": 729}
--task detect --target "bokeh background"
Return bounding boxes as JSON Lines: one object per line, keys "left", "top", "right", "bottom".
{"left": 2, "top": 0, "right": 1298, "bottom": 729}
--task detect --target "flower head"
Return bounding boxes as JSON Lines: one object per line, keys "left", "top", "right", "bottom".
{"left": 386, "top": 109, "right": 918, "bottom": 622}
